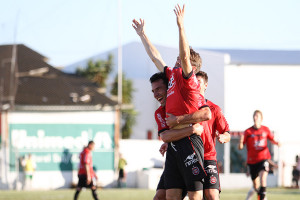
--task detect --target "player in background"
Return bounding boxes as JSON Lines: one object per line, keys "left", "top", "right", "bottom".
{"left": 74, "top": 141, "right": 99, "bottom": 200}
{"left": 239, "top": 110, "right": 280, "bottom": 200}
{"left": 134, "top": 4, "right": 211, "bottom": 200}
{"left": 164, "top": 71, "right": 230, "bottom": 200}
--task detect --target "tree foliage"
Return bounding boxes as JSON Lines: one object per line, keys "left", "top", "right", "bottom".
{"left": 75, "top": 54, "right": 113, "bottom": 88}
{"left": 111, "top": 73, "right": 137, "bottom": 139}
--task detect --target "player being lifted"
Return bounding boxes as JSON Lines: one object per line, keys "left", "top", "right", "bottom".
{"left": 133, "top": 4, "right": 211, "bottom": 200}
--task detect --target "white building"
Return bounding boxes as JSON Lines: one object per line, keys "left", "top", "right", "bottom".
{"left": 65, "top": 42, "right": 300, "bottom": 188}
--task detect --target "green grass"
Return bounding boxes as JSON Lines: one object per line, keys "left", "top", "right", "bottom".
{"left": 0, "top": 188, "right": 299, "bottom": 200}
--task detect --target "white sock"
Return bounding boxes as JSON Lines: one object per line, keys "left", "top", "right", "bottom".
{"left": 246, "top": 187, "right": 255, "bottom": 200}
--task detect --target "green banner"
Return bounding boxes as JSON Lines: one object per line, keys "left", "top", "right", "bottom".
{"left": 9, "top": 124, "right": 115, "bottom": 171}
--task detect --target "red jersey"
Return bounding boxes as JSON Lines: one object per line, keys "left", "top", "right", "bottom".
{"left": 243, "top": 126, "right": 274, "bottom": 164}
{"left": 202, "top": 100, "right": 230, "bottom": 160}
{"left": 154, "top": 106, "right": 169, "bottom": 135}
{"left": 78, "top": 147, "right": 95, "bottom": 178}
{"left": 164, "top": 66, "right": 206, "bottom": 116}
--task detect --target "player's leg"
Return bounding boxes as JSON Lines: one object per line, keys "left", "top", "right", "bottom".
{"left": 258, "top": 170, "right": 268, "bottom": 200}
{"left": 166, "top": 189, "right": 183, "bottom": 200}
{"left": 74, "top": 187, "right": 82, "bottom": 200}
{"left": 91, "top": 185, "right": 99, "bottom": 200}
{"left": 187, "top": 190, "right": 203, "bottom": 200}
{"left": 74, "top": 175, "right": 86, "bottom": 200}
{"left": 245, "top": 186, "right": 255, "bottom": 200}
{"left": 203, "top": 160, "right": 220, "bottom": 200}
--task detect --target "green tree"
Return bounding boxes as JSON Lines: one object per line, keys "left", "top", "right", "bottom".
{"left": 75, "top": 54, "right": 113, "bottom": 88}
{"left": 111, "top": 73, "right": 137, "bottom": 139}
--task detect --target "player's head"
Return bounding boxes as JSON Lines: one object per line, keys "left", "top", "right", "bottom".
{"left": 253, "top": 110, "right": 263, "bottom": 127}
{"left": 175, "top": 47, "right": 202, "bottom": 73}
{"left": 190, "top": 47, "right": 202, "bottom": 73}
{"left": 150, "top": 72, "right": 168, "bottom": 107}
{"left": 195, "top": 71, "right": 208, "bottom": 95}
{"left": 87, "top": 140, "right": 95, "bottom": 151}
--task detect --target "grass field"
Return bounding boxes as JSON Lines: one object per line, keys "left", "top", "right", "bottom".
{"left": 0, "top": 188, "right": 299, "bottom": 200}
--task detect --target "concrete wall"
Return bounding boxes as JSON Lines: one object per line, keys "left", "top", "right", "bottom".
{"left": 225, "top": 64, "right": 300, "bottom": 187}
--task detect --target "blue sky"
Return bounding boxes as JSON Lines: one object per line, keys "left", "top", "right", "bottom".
{"left": 1, "top": 0, "right": 299, "bottom": 66}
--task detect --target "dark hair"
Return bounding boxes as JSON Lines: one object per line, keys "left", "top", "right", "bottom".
{"left": 149, "top": 72, "right": 168, "bottom": 87}
{"left": 88, "top": 141, "right": 95, "bottom": 146}
{"left": 195, "top": 71, "right": 208, "bottom": 83}
{"left": 190, "top": 47, "right": 202, "bottom": 73}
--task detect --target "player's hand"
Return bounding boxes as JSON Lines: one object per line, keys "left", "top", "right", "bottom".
{"left": 174, "top": 4, "right": 185, "bottom": 28}
{"left": 165, "top": 113, "right": 179, "bottom": 128}
{"left": 87, "top": 176, "right": 91, "bottom": 185}
{"left": 217, "top": 134, "right": 226, "bottom": 144}
{"left": 132, "top": 18, "right": 145, "bottom": 36}
{"left": 159, "top": 142, "right": 168, "bottom": 156}
{"left": 192, "top": 123, "right": 203, "bottom": 136}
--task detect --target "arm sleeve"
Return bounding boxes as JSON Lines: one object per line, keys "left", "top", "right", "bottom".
{"left": 215, "top": 106, "right": 230, "bottom": 134}
{"left": 267, "top": 127, "right": 275, "bottom": 140}
{"left": 154, "top": 109, "right": 169, "bottom": 136}
{"left": 164, "top": 66, "right": 172, "bottom": 80}
{"left": 243, "top": 131, "right": 247, "bottom": 145}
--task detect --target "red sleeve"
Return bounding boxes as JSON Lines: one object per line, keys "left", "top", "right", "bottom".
{"left": 214, "top": 106, "right": 230, "bottom": 134}
{"left": 164, "top": 66, "right": 172, "bottom": 80}
{"left": 243, "top": 130, "right": 248, "bottom": 145}
{"left": 154, "top": 108, "right": 168, "bottom": 135}
{"left": 180, "top": 70, "right": 200, "bottom": 91}
{"left": 266, "top": 127, "right": 274, "bottom": 140}
{"left": 83, "top": 151, "right": 91, "bottom": 164}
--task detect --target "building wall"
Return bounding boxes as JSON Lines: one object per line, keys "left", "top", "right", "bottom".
{"left": 225, "top": 64, "right": 300, "bottom": 186}
{"left": 0, "top": 110, "right": 116, "bottom": 189}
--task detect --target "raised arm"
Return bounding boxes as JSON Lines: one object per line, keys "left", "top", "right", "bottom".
{"left": 160, "top": 123, "right": 203, "bottom": 143}
{"left": 132, "top": 19, "right": 166, "bottom": 72}
{"left": 166, "top": 106, "right": 211, "bottom": 128}
{"left": 174, "top": 4, "right": 192, "bottom": 76}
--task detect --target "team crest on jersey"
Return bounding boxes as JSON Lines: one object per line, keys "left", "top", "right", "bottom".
{"left": 210, "top": 175, "right": 217, "bottom": 184}
{"left": 157, "top": 113, "right": 166, "bottom": 128}
{"left": 192, "top": 166, "right": 200, "bottom": 175}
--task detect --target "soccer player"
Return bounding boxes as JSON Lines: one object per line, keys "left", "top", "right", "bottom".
{"left": 134, "top": 4, "right": 211, "bottom": 200}
{"left": 150, "top": 72, "right": 206, "bottom": 200}
{"left": 239, "top": 110, "right": 280, "bottom": 200}
{"left": 74, "top": 141, "right": 99, "bottom": 200}
{"left": 164, "top": 71, "right": 231, "bottom": 200}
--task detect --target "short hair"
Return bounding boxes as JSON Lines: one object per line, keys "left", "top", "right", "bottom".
{"left": 88, "top": 141, "right": 95, "bottom": 146}
{"left": 195, "top": 71, "right": 208, "bottom": 83}
{"left": 190, "top": 47, "right": 202, "bottom": 73}
{"left": 149, "top": 72, "right": 168, "bottom": 87}
{"left": 253, "top": 110, "right": 263, "bottom": 119}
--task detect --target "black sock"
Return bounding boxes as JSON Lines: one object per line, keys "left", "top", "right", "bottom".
{"left": 258, "top": 186, "right": 266, "bottom": 200}
{"left": 74, "top": 190, "right": 81, "bottom": 200}
{"left": 92, "top": 189, "right": 99, "bottom": 200}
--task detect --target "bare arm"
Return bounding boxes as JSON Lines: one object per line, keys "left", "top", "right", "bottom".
{"left": 160, "top": 123, "right": 203, "bottom": 143}
{"left": 132, "top": 19, "right": 166, "bottom": 71}
{"left": 174, "top": 4, "right": 192, "bottom": 76}
{"left": 217, "top": 131, "right": 231, "bottom": 144}
{"left": 238, "top": 134, "right": 244, "bottom": 150}
{"left": 166, "top": 107, "right": 211, "bottom": 128}
{"left": 85, "top": 164, "right": 91, "bottom": 184}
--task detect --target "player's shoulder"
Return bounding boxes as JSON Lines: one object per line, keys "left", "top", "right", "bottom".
{"left": 244, "top": 126, "right": 254, "bottom": 133}
{"left": 206, "top": 99, "right": 222, "bottom": 113}
{"left": 155, "top": 106, "right": 164, "bottom": 114}
{"left": 261, "top": 125, "right": 271, "bottom": 131}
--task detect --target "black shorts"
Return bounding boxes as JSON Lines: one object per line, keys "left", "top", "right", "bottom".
{"left": 77, "top": 174, "right": 96, "bottom": 188}
{"left": 164, "top": 135, "right": 206, "bottom": 191}
{"left": 157, "top": 170, "right": 187, "bottom": 199}
{"left": 119, "top": 169, "right": 124, "bottom": 179}
{"left": 203, "top": 160, "right": 220, "bottom": 191}
{"left": 248, "top": 160, "right": 269, "bottom": 180}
